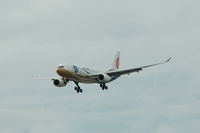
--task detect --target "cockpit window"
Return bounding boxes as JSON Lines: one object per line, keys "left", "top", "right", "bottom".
{"left": 58, "top": 66, "right": 64, "bottom": 68}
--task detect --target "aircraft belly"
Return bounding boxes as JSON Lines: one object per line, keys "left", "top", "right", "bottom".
{"left": 75, "top": 76, "right": 97, "bottom": 84}
{"left": 66, "top": 74, "right": 97, "bottom": 84}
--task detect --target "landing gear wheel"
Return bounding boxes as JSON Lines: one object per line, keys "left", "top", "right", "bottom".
{"left": 100, "top": 84, "right": 103, "bottom": 87}
{"left": 76, "top": 88, "right": 82, "bottom": 93}
{"left": 74, "top": 81, "right": 83, "bottom": 93}
{"left": 100, "top": 83, "right": 108, "bottom": 90}
{"left": 105, "top": 86, "right": 108, "bottom": 90}
{"left": 75, "top": 87, "right": 78, "bottom": 90}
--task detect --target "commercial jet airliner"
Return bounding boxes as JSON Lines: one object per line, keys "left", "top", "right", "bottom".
{"left": 36, "top": 52, "right": 171, "bottom": 93}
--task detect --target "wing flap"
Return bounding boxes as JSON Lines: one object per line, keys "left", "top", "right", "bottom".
{"left": 107, "top": 68, "right": 143, "bottom": 77}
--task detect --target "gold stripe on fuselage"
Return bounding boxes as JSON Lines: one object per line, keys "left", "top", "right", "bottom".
{"left": 56, "top": 67, "right": 74, "bottom": 79}
{"left": 56, "top": 68, "right": 97, "bottom": 83}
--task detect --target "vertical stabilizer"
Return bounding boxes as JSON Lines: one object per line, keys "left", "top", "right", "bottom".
{"left": 109, "top": 51, "right": 120, "bottom": 71}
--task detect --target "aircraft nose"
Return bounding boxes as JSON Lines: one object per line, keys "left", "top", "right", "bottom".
{"left": 56, "top": 67, "right": 62, "bottom": 74}
{"left": 56, "top": 67, "right": 65, "bottom": 77}
{"left": 56, "top": 65, "right": 64, "bottom": 73}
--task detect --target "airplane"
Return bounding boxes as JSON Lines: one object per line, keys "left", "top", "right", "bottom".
{"left": 36, "top": 52, "right": 171, "bottom": 93}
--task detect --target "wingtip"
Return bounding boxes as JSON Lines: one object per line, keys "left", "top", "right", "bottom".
{"left": 166, "top": 57, "right": 172, "bottom": 62}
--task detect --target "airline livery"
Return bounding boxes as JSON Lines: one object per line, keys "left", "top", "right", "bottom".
{"left": 37, "top": 52, "right": 171, "bottom": 93}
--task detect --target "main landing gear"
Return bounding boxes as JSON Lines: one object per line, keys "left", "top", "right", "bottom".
{"left": 74, "top": 81, "right": 83, "bottom": 93}
{"left": 100, "top": 83, "right": 108, "bottom": 90}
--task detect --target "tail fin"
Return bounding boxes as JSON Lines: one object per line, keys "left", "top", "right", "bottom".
{"left": 109, "top": 51, "right": 120, "bottom": 71}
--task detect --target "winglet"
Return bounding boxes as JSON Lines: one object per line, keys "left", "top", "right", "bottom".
{"left": 165, "top": 57, "right": 172, "bottom": 63}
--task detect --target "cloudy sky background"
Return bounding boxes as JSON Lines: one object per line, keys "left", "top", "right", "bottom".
{"left": 0, "top": 0, "right": 200, "bottom": 132}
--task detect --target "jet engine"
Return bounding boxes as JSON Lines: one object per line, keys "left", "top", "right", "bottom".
{"left": 98, "top": 74, "right": 111, "bottom": 83}
{"left": 53, "top": 79, "right": 67, "bottom": 87}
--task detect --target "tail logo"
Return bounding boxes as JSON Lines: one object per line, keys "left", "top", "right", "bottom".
{"left": 116, "top": 57, "right": 119, "bottom": 69}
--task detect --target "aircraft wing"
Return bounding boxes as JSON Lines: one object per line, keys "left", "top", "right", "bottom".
{"left": 87, "top": 57, "right": 171, "bottom": 78}
{"left": 106, "top": 57, "right": 171, "bottom": 77}
{"left": 32, "top": 76, "right": 61, "bottom": 80}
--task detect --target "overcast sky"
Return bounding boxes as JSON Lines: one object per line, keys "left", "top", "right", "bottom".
{"left": 0, "top": 0, "right": 200, "bottom": 133}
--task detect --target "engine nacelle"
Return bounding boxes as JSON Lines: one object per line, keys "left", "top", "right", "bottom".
{"left": 53, "top": 79, "right": 67, "bottom": 87}
{"left": 98, "top": 74, "right": 111, "bottom": 83}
